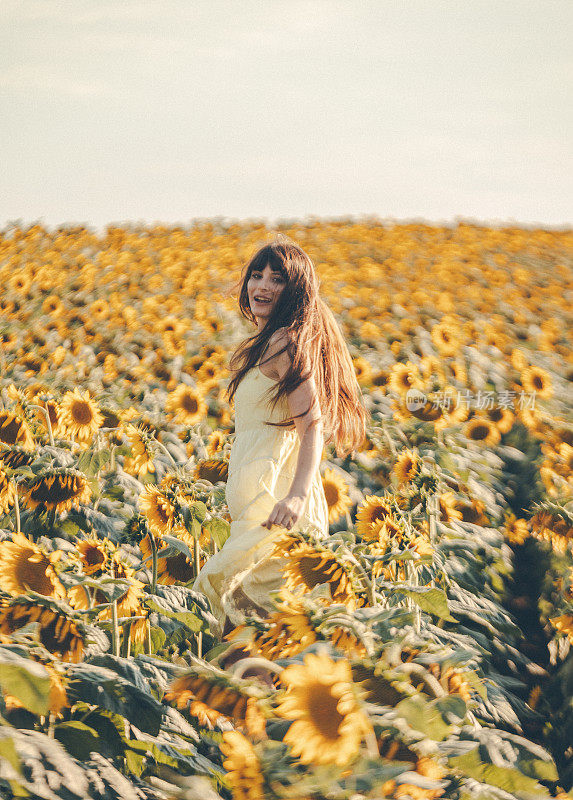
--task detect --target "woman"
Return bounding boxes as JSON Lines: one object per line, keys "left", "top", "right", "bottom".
{"left": 194, "top": 236, "right": 369, "bottom": 640}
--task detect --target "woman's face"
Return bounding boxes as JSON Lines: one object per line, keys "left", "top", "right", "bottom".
{"left": 247, "top": 263, "right": 286, "bottom": 328}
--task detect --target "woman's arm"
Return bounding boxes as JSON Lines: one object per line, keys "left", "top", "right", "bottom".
{"left": 261, "top": 330, "right": 324, "bottom": 531}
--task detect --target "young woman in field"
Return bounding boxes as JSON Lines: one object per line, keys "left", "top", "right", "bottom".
{"left": 194, "top": 237, "right": 369, "bottom": 644}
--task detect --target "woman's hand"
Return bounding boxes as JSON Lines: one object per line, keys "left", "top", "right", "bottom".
{"left": 262, "top": 493, "right": 306, "bottom": 530}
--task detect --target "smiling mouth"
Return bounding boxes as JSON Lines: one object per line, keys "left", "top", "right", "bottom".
{"left": 253, "top": 296, "right": 272, "bottom": 303}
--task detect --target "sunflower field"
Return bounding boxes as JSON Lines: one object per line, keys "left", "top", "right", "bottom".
{"left": 0, "top": 218, "right": 572, "bottom": 800}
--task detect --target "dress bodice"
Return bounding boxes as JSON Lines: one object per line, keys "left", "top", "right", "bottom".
{"left": 232, "top": 366, "right": 292, "bottom": 434}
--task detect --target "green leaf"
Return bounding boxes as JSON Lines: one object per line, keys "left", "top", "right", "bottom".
{"left": 66, "top": 663, "right": 163, "bottom": 736}
{"left": 390, "top": 584, "right": 457, "bottom": 622}
{"left": 0, "top": 649, "right": 51, "bottom": 716}
{"left": 394, "top": 695, "right": 452, "bottom": 741}
{"left": 147, "top": 599, "right": 202, "bottom": 633}
{"left": 0, "top": 735, "right": 22, "bottom": 776}
{"left": 189, "top": 501, "right": 207, "bottom": 522}
{"left": 76, "top": 446, "right": 110, "bottom": 478}
{"left": 54, "top": 721, "right": 102, "bottom": 761}
{"left": 160, "top": 535, "right": 194, "bottom": 561}
{"left": 203, "top": 517, "right": 230, "bottom": 549}
{"left": 449, "top": 748, "right": 551, "bottom": 796}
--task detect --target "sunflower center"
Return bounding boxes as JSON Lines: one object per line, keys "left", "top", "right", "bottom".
{"left": 71, "top": 399, "right": 94, "bottom": 425}
{"left": 469, "top": 424, "right": 490, "bottom": 440}
{"left": 163, "top": 553, "right": 194, "bottom": 582}
{"left": 298, "top": 556, "right": 331, "bottom": 589}
{"left": 83, "top": 545, "right": 105, "bottom": 568}
{"left": 370, "top": 506, "right": 390, "bottom": 524}
{"left": 0, "top": 417, "right": 23, "bottom": 445}
{"left": 323, "top": 484, "right": 341, "bottom": 507}
{"left": 182, "top": 394, "right": 199, "bottom": 413}
{"left": 16, "top": 549, "right": 55, "bottom": 595}
{"left": 305, "top": 684, "right": 345, "bottom": 740}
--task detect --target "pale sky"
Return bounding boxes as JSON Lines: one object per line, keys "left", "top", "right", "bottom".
{"left": 1, "top": 0, "right": 572, "bottom": 229}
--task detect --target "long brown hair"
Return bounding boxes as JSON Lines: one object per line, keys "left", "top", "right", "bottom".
{"left": 226, "top": 236, "right": 369, "bottom": 458}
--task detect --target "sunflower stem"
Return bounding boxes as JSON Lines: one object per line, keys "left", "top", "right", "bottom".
{"left": 428, "top": 493, "right": 438, "bottom": 545}
{"left": 120, "top": 621, "right": 132, "bottom": 658}
{"left": 364, "top": 722, "right": 380, "bottom": 759}
{"left": 29, "top": 403, "right": 55, "bottom": 447}
{"left": 47, "top": 507, "right": 57, "bottom": 535}
{"left": 230, "top": 657, "right": 284, "bottom": 680}
{"left": 12, "top": 482, "right": 21, "bottom": 535}
{"left": 111, "top": 600, "right": 120, "bottom": 657}
{"left": 379, "top": 421, "right": 397, "bottom": 457}
{"left": 153, "top": 437, "right": 178, "bottom": 468}
{"left": 82, "top": 584, "right": 94, "bottom": 610}
{"left": 145, "top": 618, "right": 152, "bottom": 655}
{"left": 149, "top": 533, "right": 158, "bottom": 595}
{"left": 193, "top": 535, "right": 201, "bottom": 578}
{"left": 407, "top": 560, "right": 421, "bottom": 635}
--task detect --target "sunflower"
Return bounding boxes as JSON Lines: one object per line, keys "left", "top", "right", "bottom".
{"left": 551, "top": 613, "right": 573, "bottom": 644}
{"left": 220, "top": 730, "right": 265, "bottom": 800}
{"left": 353, "top": 357, "right": 373, "bottom": 386}
{"left": 502, "top": 513, "right": 530, "bottom": 545}
{"left": 321, "top": 468, "right": 353, "bottom": 524}
{"left": 166, "top": 673, "right": 266, "bottom": 737}
{"left": 419, "top": 355, "right": 445, "bottom": 382}
{"left": 42, "top": 294, "right": 65, "bottom": 316}
{"left": 125, "top": 423, "right": 156, "bottom": 475}
{"left": 392, "top": 757, "right": 447, "bottom": 800}
{"left": 433, "top": 386, "right": 470, "bottom": 431}
{"left": 279, "top": 541, "right": 358, "bottom": 610}
{"left": 157, "top": 529, "right": 203, "bottom": 585}
{"left": 393, "top": 449, "right": 420, "bottom": 486}
{"left": 529, "top": 511, "right": 572, "bottom": 553}
{"left": 510, "top": 348, "right": 529, "bottom": 371}
{"left": 38, "top": 609, "right": 85, "bottom": 662}
{"left": 0, "top": 446, "right": 34, "bottom": 470}
{"left": 371, "top": 369, "right": 390, "bottom": 390}
{"left": 528, "top": 685, "right": 542, "bottom": 711}
{"left": 0, "top": 599, "right": 84, "bottom": 662}
{"left": 430, "top": 320, "right": 460, "bottom": 357}
{"left": 521, "top": 366, "right": 553, "bottom": 399}
{"left": 0, "top": 462, "right": 17, "bottom": 515}
{"left": 463, "top": 417, "right": 501, "bottom": 447}
{"left": 99, "top": 577, "right": 145, "bottom": 620}
{"left": 20, "top": 468, "right": 91, "bottom": 513}
{"left": 438, "top": 492, "right": 464, "bottom": 524}
{"left": 276, "top": 651, "right": 371, "bottom": 766}
{"left": 206, "top": 429, "right": 227, "bottom": 456}
{"left": 485, "top": 405, "right": 515, "bottom": 434}
{"left": 194, "top": 458, "right": 229, "bottom": 484}
{"left": 166, "top": 384, "right": 208, "bottom": 425}
{"left": 196, "top": 358, "right": 221, "bottom": 384}
{"left": 58, "top": 388, "right": 103, "bottom": 443}
{"left": 450, "top": 496, "right": 489, "bottom": 525}
{"left": 447, "top": 358, "right": 467, "bottom": 385}
{"left": 409, "top": 395, "right": 443, "bottom": 423}
{"left": 242, "top": 588, "right": 317, "bottom": 660}
{"left": 88, "top": 299, "right": 110, "bottom": 321}
{"left": 138, "top": 484, "right": 180, "bottom": 537}
{"left": 0, "top": 534, "right": 65, "bottom": 599}
{"left": 388, "top": 362, "right": 424, "bottom": 396}
{"left": 0, "top": 411, "right": 35, "bottom": 450}
{"left": 77, "top": 537, "right": 115, "bottom": 575}
{"left": 355, "top": 495, "right": 394, "bottom": 542}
